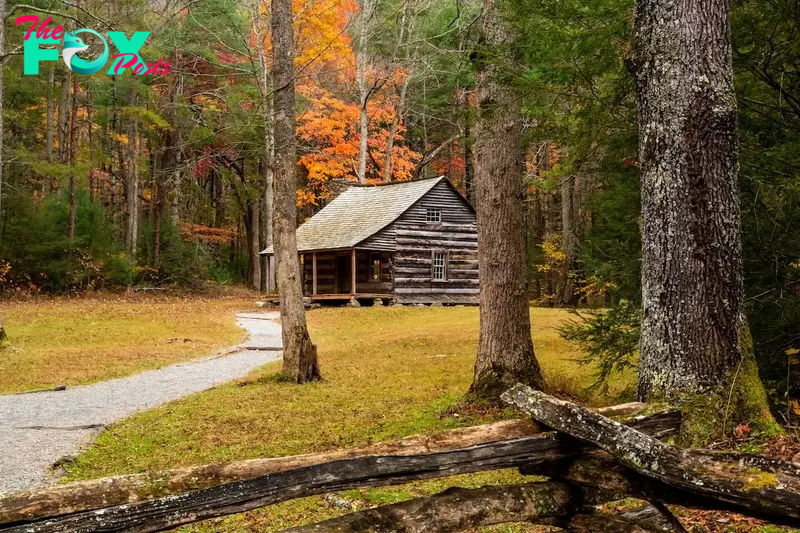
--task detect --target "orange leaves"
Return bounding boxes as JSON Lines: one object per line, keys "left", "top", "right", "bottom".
{"left": 180, "top": 223, "right": 237, "bottom": 244}
{"left": 295, "top": 83, "right": 421, "bottom": 207}
{"left": 252, "top": 0, "right": 354, "bottom": 77}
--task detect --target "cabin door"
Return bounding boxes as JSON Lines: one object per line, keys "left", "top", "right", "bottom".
{"left": 336, "top": 254, "right": 352, "bottom": 294}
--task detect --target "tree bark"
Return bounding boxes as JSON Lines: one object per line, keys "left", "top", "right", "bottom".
{"left": 67, "top": 74, "right": 78, "bottom": 242}
{"left": 463, "top": 118, "right": 474, "bottom": 205}
{"left": 152, "top": 174, "right": 162, "bottom": 269}
{"left": 271, "top": 0, "right": 320, "bottom": 382}
{"left": 469, "top": 0, "right": 545, "bottom": 403}
{"left": 381, "top": 0, "right": 415, "bottom": 183}
{"left": 503, "top": 385, "right": 800, "bottom": 528}
{"left": 0, "top": 0, "right": 4, "bottom": 226}
{"left": 630, "top": 0, "right": 773, "bottom": 432}
{"left": 247, "top": 199, "right": 261, "bottom": 290}
{"left": 57, "top": 68, "right": 70, "bottom": 167}
{"left": 382, "top": 74, "right": 410, "bottom": 183}
{"left": 561, "top": 174, "right": 575, "bottom": 304}
{"left": 46, "top": 66, "right": 54, "bottom": 163}
{"left": 355, "top": 0, "right": 375, "bottom": 183}
{"left": 255, "top": 5, "right": 275, "bottom": 292}
{"left": 126, "top": 93, "right": 139, "bottom": 258}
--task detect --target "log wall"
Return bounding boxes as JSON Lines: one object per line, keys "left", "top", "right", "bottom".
{"left": 390, "top": 181, "right": 479, "bottom": 305}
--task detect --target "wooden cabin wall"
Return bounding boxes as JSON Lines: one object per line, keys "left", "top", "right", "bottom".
{"left": 302, "top": 252, "right": 336, "bottom": 295}
{"left": 391, "top": 182, "right": 479, "bottom": 305}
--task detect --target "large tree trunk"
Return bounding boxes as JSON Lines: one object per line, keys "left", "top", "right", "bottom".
{"left": 630, "top": 0, "right": 773, "bottom": 435}
{"left": 271, "top": 0, "right": 320, "bottom": 382}
{"left": 468, "top": 0, "right": 545, "bottom": 403}
{"left": 0, "top": 0, "right": 4, "bottom": 227}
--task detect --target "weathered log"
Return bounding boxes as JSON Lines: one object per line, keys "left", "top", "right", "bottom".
{"left": 523, "top": 452, "right": 761, "bottom": 517}
{"left": 280, "top": 481, "right": 579, "bottom": 533}
{"left": 537, "top": 503, "right": 682, "bottom": 532}
{"left": 0, "top": 406, "right": 678, "bottom": 532}
{"left": 503, "top": 384, "right": 800, "bottom": 528}
{"left": 0, "top": 403, "right": 649, "bottom": 525}
{"left": 550, "top": 511, "right": 654, "bottom": 532}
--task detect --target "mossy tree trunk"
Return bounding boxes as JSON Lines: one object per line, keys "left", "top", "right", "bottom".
{"left": 468, "top": 0, "right": 545, "bottom": 404}
{"left": 271, "top": 0, "right": 320, "bottom": 383}
{"left": 630, "top": 0, "right": 774, "bottom": 439}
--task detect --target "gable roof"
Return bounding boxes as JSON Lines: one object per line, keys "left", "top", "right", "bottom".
{"left": 261, "top": 176, "right": 462, "bottom": 254}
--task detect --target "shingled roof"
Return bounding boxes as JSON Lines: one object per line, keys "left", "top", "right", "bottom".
{"left": 261, "top": 176, "right": 448, "bottom": 254}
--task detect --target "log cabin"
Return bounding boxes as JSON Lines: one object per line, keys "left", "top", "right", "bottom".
{"left": 261, "top": 176, "right": 479, "bottom": 305}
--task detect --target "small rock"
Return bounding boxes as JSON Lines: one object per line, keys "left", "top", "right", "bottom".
{"left": 430, "top": 302, "right": 444, "bottom": 307}
{"left": 373, "top": 298, "right": 384, "bottom": 306}
{"left": 324, "top": 494, "right": 356, "bottom": 510}
{"left": 347, "top": 298, "right": 361, "bottom": 308}
{"left": 51, "top": 454, "right": 77, "bottom": 469}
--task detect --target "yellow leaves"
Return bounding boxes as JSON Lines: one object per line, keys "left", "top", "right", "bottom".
{"left": 535, "top": 236, "right": 566, "bottom": 274}
{"left": 791, "top": 399, "right": 800, "bottom": 416}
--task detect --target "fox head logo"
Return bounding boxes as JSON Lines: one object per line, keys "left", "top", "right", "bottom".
{"left": 15, "top": 16, "right": 169, "bottom": 76}
{"left": 62, "top": 29, "right": 109, "bottom": 75}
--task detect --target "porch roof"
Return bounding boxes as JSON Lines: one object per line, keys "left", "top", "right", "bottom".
{"left": 261, "top": 177, "right": 445, "bottom": 255}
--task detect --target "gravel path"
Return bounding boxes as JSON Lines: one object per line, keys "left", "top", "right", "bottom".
{"left": 0, "top": 311, "right": 282, "bottom": 494}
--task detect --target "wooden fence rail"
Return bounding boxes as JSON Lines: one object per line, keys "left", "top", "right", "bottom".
{"left": 0, "top": 403, "right": 678, "bottom": 532}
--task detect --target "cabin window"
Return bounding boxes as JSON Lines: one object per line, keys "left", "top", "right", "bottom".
{"left": 371, "top": 253, "right": 381, "bottom": 280}
{"left": 426, "top": 207, "right": 442, "bottom": 223}
{"left": 432, "top": 251, "right": 448, "bottom": 281}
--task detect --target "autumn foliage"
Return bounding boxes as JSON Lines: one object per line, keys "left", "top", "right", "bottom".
{"left": 252, "top": 0, "right": 423, "bottom": 208}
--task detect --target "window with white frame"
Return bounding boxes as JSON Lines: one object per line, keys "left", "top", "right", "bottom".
{"left": 425, "top": 207, "right": 442, "bottom": 223}
{"left": 432, "top": 251, "right": 447, "bottom": 281}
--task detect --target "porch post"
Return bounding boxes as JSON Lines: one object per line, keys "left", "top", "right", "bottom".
{"left": 351, "top": 248, "right": 357, "bottom": 296}
{"left": 312, "top": 252, "right": 318, "bottom": 295}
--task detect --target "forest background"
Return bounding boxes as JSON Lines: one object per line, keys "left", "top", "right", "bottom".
{"left": 0, "top": 0, "right": 797, "bottom": 406}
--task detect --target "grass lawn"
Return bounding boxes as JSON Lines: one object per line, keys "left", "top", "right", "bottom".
{"left": 0, "top": 294, "right": 259, "bottom": 393}
{"left": 63, "top": 305, "right": 635, "bottom": 532}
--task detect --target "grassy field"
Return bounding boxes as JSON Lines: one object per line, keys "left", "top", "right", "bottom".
{"left": 62, "top": 305, "right": 635, "bottom": 532}
{"left": 0, "top": 294, "right": 258, "bottom": 393}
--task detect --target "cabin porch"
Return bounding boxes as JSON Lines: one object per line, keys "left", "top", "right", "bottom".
{"left": 301, "top": 249, "right": 393, "bottom": 303}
